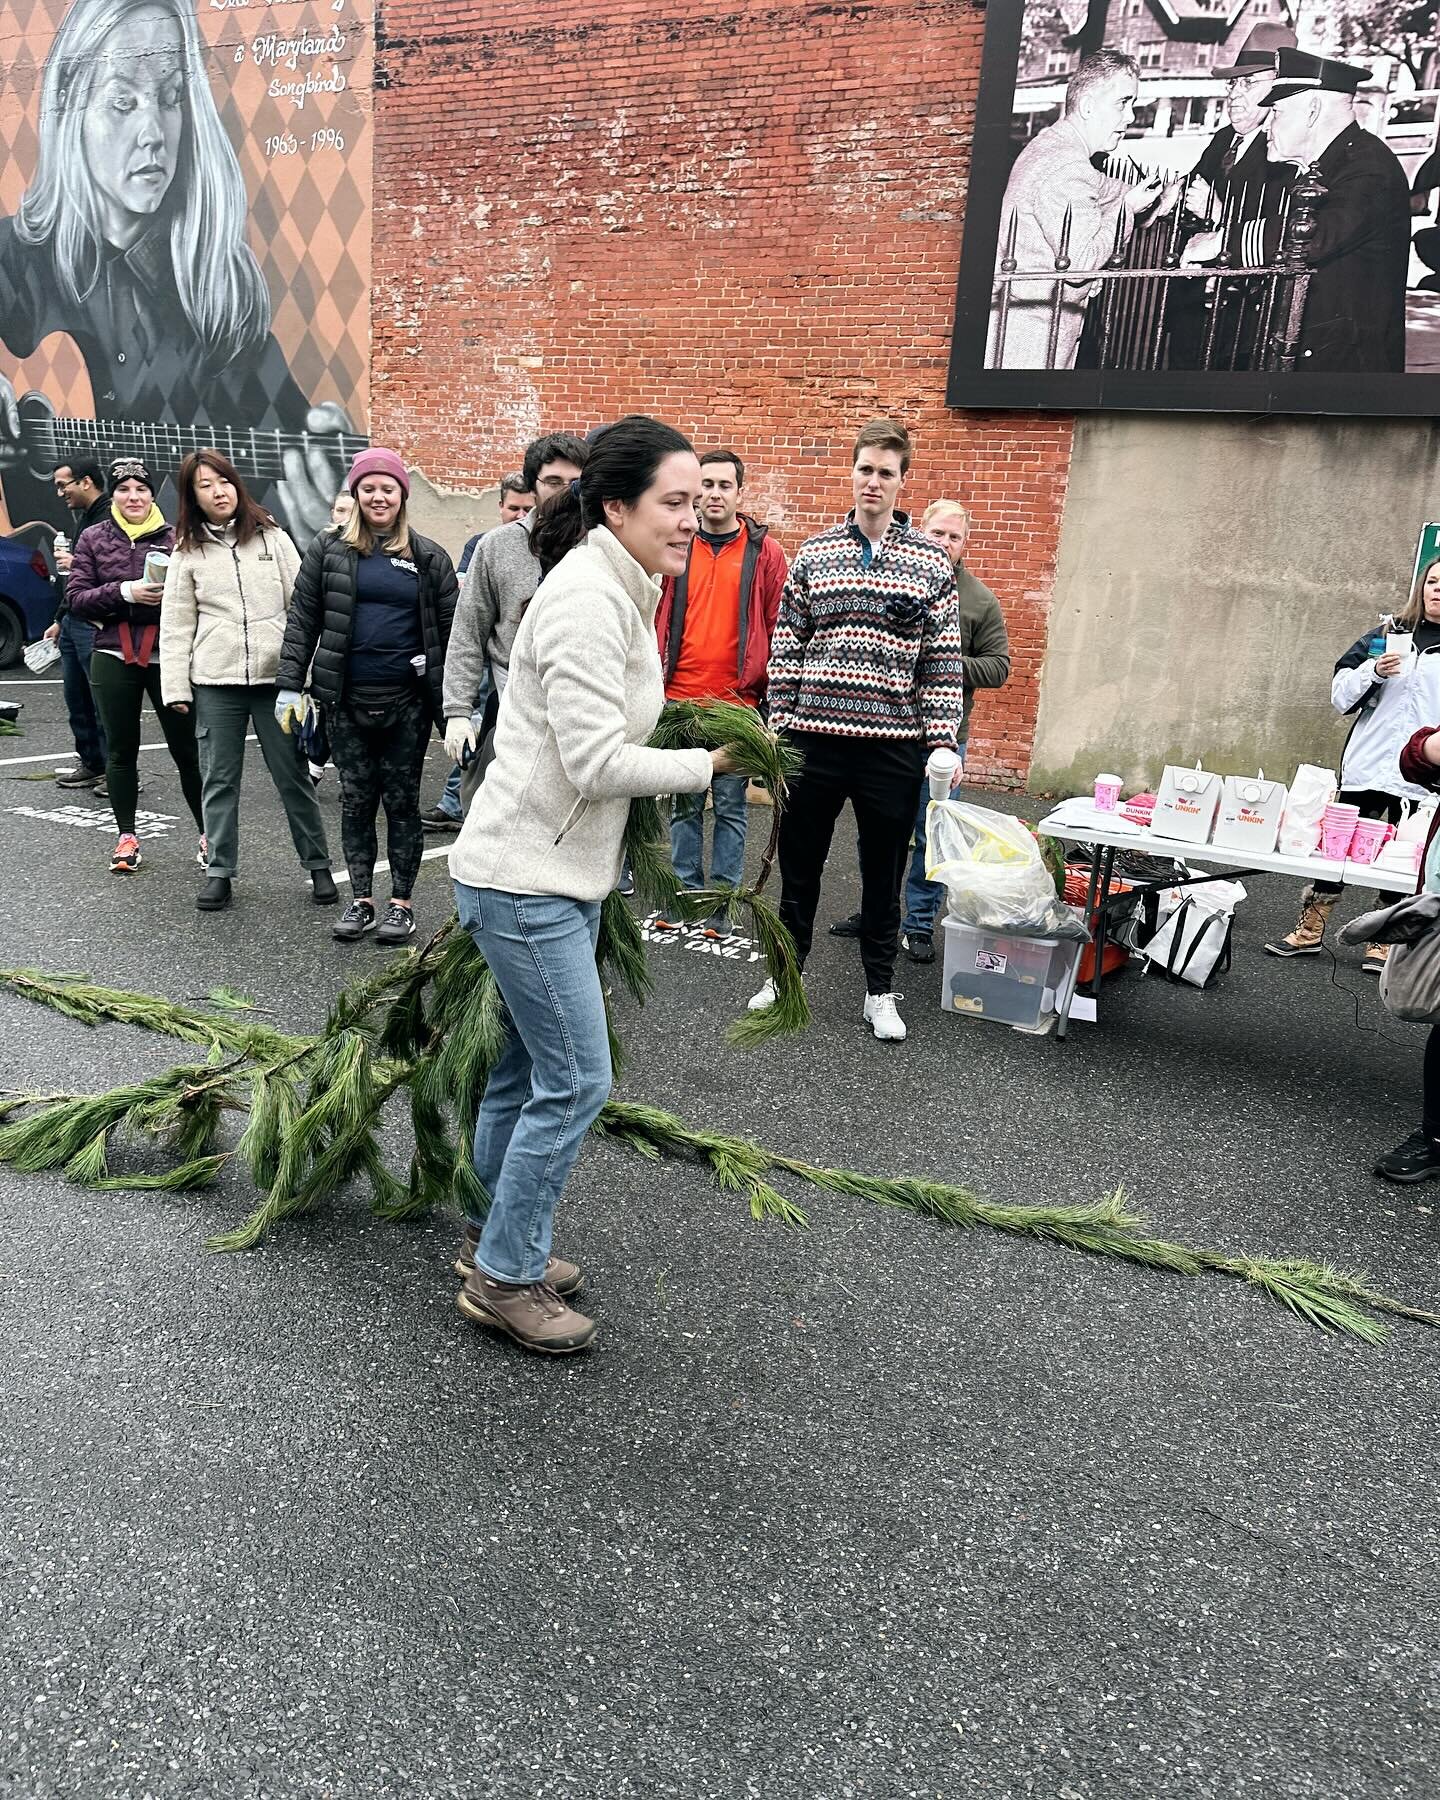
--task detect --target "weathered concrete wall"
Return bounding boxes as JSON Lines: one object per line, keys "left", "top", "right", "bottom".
{"left": 1029, "top": 413, "right": 1440, "bottom": 796}
{"left": 404, "top": 471, "right": 498, "bottom": 566}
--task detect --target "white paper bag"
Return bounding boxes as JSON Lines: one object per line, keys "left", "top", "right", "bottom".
{"left": 1153, "top": 763, "right": 1222, "bottom": 844}
{"left": 1212, "top": 771, "right": 1288, "bottom": 856}
{"left": 1277, "top": 763, "right": 1337, "bottom": 856}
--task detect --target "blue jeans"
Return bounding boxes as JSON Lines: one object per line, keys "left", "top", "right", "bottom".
{"left": 670, "top": 772, "right": 749, "bottom": 890}
{"left": 58, "top": 613, "right": 106, "bottom": 772}
{"left": 437, "top": 761, "right": 464, "bottom": 820}
{"left": 902, "top": 751, "right": 965, "bottom": 936}
{"left": 454, "top": 882, "right": 610, "bottom": 1284}
{"left": 434, "top": 683, "right": 492, "bottom": 821}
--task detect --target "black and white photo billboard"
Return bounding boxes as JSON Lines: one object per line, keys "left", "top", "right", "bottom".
{"left": 947, "top": 0, "right": 1440, "bottom": 416}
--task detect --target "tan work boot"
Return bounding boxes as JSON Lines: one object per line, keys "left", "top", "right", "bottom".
{"left": 1264, "top": 886, "right": 1336, "bottom": 958}
{"left": 457, "top": 1269, "right": 598, "bottom": 1355}
{"left": 452, "top": 1224, "right": 582, "bottom": 1295}
{"left": 1363, "top": 942, "right": 1390, "bottom": 976}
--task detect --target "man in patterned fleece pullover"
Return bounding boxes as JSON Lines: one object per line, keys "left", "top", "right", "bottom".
{"left": 754, "top": 418, "right": 964, "bottom": 1043}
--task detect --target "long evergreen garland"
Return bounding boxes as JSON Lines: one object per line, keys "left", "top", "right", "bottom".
{"left": 0, "top": 707, "right": 1435, "bottom": 1341}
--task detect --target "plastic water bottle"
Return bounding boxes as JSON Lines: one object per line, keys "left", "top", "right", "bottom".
{"left": 53, "top": 531, "right": 68, "bottom": 559}
{"left": 1368, "top": 617, "right": 1389, "bottom": 660}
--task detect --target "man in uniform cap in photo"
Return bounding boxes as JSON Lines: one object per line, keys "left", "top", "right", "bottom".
{"left": 1186, "top": 48, "right": 1410, "bottom": 371}
{"left": 1169, "top": 21, "right": 1296, "bottom": 368}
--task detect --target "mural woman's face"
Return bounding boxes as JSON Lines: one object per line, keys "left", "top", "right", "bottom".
{"left": 83, "top": 7, "right": 185, "bottom": 249}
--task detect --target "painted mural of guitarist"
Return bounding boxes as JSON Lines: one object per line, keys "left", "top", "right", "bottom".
{"left": 0, "top": 0, "right": 364, "bottom": 542}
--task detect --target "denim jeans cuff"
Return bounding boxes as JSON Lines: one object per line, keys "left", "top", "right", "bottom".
{"left": 475, "top": 1251, "right": 547, "bottom": 1286}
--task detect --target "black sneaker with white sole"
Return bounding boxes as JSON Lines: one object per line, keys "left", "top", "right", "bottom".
{"left": 332, "top": 899, "right": 376, "bottom": 941}
{"left": 1374, "top": 1129, "right": 1440, "bottom": 1184}
{"left": 376, "top": 903, "right": 416, "bottom": 944}
{"left": 902, "top": 930, "right": 935, "bottom": 964}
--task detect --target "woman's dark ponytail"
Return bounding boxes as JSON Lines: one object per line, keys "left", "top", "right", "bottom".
{"left": 529, "top": 483, "right": 587, "bottom": 577}
{"left": 529, "top": 415, "right": 693, "bottom": 578}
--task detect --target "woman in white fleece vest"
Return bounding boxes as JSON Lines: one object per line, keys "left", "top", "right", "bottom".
{"left": 448, "top": 416, "right": 734, "bottom": 1356}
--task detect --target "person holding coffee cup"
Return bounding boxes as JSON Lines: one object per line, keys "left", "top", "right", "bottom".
{"left": 67, "top": 459, "right": 205, "bottom": 876}
{"left": 1265, "top": 556, "right": 1440, "bottom": 971}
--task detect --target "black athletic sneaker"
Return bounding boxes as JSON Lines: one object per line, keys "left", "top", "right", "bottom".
{"left": 376, "top": 902, "right": 416, "bottom": 944}
{"left": 829, "top": 912, "right": 862, "bottom": 939}
{"left": 1374, "top": 1130, "right": 1440, "bottom": 1185}
{"left": 902, "top": 930, "right": 936, "bottom": 964}
{"left": 56, "top": 764, "right": 104, "bottom": 789}
{"left": 332, "top": 899, "right": 376, "bottom": 941}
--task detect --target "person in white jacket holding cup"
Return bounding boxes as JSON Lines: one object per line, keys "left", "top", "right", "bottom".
{"left": 1266, "top": 557, "right": 1440, "bottom": 971}
{"left": 447, "top": 416, "right": 735, "bottom": 1358}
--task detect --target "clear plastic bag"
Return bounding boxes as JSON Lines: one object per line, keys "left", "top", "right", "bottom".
{"left": 926, "top": 802, "right": 1087, "bottom": 940}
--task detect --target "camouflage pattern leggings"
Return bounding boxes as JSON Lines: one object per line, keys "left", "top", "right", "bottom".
{"left": 328, "top": 690, "right": 432, "bottom": 900}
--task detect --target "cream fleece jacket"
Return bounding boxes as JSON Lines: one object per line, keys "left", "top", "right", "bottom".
{"left": 449, "top": 526, "right": 713, "bottom": 902}
{"left": 159, "top": 525, "right": 302, "bottom": 703}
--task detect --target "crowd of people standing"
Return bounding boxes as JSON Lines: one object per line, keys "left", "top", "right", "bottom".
{"left": 40, "top": 413, "right": 1011, "bottom": 1354}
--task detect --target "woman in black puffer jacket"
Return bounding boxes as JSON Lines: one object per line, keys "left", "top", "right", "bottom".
{"left": 276, "top": 449, "right": 457, "bottom": 945}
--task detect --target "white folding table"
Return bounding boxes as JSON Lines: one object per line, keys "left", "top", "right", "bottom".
{"left": 1035, "top": 806, "right": 1417, "bottom": 1038}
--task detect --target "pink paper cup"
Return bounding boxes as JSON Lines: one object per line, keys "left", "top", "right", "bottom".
{"left": 1321, "top": 821, "right": 1357, "bottom": 861}
{"left": 1348, "top": 820, "right": 1388, "bottom": 865}
{"left": 1093, "top": 774, "right": 1122, "bottom": 813}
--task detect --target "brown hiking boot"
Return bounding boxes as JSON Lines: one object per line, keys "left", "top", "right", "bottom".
{"left": 457, "top": 1269, "right": 597, "bottom": 1355}
{"left": 1264, "top": 886, "right": 1336, "bottom": 958}
{"left": 1363, "top": 942, "right": 1390, "bottom": 976}
{"left": 451, "top": 1225, "right": 582, "bottom": 1295}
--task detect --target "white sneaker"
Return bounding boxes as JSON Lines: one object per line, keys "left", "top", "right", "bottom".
{"left": 863, "top": 992, "right": 907, "bottom": 1042}
{"left": 748, "top": 979, "right": 777, "bottom": 1011}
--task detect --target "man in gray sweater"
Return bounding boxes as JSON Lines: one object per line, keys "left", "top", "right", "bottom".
{"left": 423, "top": 432, "right": 587, "bottom": 830}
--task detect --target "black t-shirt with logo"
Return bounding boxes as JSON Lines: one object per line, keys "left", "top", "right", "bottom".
{"left": 347, "top": 550, "right": 423, "bottom": 692}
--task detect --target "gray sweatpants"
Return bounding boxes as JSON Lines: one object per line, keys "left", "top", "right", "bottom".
{"left": 193, "top": 684, "right": 331, "bottom": 881}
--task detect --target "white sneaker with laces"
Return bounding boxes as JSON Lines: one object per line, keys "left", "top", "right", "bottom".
{"left": 863, "top": 991, "right": 907, "bottom": 1042}
{"left": 747, "top": 979, "right": 777, "bottom": 1011}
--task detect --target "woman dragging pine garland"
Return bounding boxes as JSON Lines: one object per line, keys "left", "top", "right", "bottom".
{"left": 448, "top": 416, "right": 736, "bottom": 1355}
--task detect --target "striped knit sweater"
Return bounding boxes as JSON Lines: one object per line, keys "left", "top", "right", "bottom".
{"left": 765, "top": 511, "right": 964, "bottom": 751}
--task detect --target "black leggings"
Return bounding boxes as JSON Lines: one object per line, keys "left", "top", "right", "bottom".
{"left": 1423, "top": 1027, "right": 1440, "bottom": 1139}
{"left": 328, "top": 691, "right": 432, "bottom": 900}
{"left": 89, "top": 652, "right": 204, "bottom": 838}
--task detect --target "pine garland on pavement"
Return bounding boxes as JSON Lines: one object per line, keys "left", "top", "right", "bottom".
{"left": 1, "top": 963, "right": 1436, "bottom": 1342}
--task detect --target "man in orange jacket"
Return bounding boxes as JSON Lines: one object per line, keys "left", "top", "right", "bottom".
{"left": 654, "top": 449, "right": 788, "bottom": 936}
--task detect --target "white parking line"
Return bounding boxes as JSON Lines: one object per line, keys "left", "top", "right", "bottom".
{"left": 0, "top": 678, "right": 64, "bottom": 686}
{"left": 0, "top": 735, "right": 257, "bottom": 769}
{"left": 334, "top": 843, "right": 453, "bottom": 887}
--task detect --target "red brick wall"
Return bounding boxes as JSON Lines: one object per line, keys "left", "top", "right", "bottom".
{"left": 372, "top": 0, "right": 1074, "bottom": 786}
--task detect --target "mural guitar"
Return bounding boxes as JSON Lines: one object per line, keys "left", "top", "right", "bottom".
{"left": 0, "top": 0, "right": 370, "bottom": 540}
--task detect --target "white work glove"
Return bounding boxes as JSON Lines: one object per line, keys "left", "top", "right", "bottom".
{"left": 275, "top": 689, "right": 308, "bottom": 734}
{"left": 445, "top": 716, "right": 478, "bottom": 763}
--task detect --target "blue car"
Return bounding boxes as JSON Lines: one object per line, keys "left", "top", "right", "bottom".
{"left": 0, "top": 532, "right": 58, "bottom": 665}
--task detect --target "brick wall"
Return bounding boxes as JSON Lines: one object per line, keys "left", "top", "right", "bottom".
{"left": 373, "top": 0, "right": 1074, "bottom": 785}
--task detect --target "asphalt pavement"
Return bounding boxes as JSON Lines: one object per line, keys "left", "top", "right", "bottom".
{"left": 1, "top": 666, "right": 1437, "bottom": 1800}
